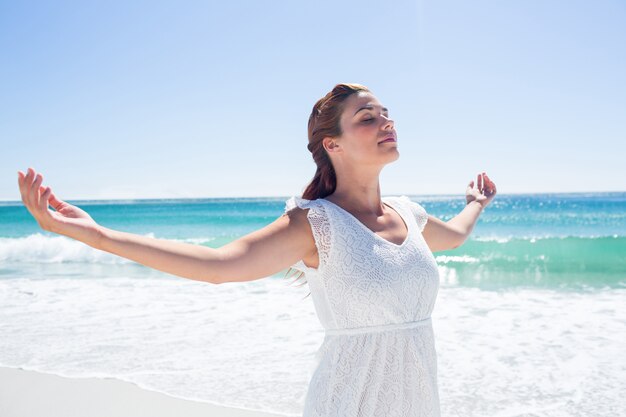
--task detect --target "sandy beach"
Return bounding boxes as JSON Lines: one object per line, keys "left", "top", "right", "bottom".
{"left": 0, "top": 366, "right": 292, "bottom": 417}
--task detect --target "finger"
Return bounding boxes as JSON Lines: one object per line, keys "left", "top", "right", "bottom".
{"left": 25, "top": 167, "right": 36, "bottom": 189}
{"left": 39, "top": 186, "right": 52, "bottom": 213}
{"left": 28, "top": 170, "right": 41, "bottom": 194}
{"left": 482, "top": 172, "right": 488, "bottom": 193}
{"left": 485, "top": 175, "right": 496, "bottom": 191}
{"left": 477, "top": 173, "right": 483, "bottom": 193}
{"left": 28, "top": 172, "right": 44, "bottom": 208}
{"left": 49, "top": 190, "right": 64, "bottom": 211}
{"left": 17, "top": 171, "right": 27, "bottom": 200}
{"left": 485, "top": 177, "right": 496, "bottom": 195}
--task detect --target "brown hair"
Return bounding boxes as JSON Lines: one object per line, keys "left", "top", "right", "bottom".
{"left": 302, "top": 83, "right": 371, "bottom": 200}
{"left": 286, "top": 83, "right": 370, "bottom": 298}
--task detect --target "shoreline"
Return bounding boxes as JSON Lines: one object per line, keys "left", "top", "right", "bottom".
{"left": 0, "top": 366, "right": 293, "bottom": 417}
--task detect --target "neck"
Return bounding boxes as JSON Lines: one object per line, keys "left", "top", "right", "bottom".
{"left": 327, "top": 164, "right": 384, "bottom": 215}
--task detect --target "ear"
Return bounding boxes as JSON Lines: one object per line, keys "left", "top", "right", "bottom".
{"left": 322, "top": 136, "right": 341, "bottom": 154}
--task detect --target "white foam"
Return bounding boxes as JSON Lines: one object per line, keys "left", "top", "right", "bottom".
{"left": 435, "top": 255, "right": 480, "bottom": 264}
{"left": 0, "top": 233, "right": 130, "bottom": 264}
{"left": 474, "top": 236, "right": 513, "bottom": 243}
{"left": 0, "top": 275, "right": 320, "bottom": 415}
{"left": 0, "top": 234, "right": 215, "bottom": 264}
{"left": 1, "top": 275, "right": 624, "bottom": 415}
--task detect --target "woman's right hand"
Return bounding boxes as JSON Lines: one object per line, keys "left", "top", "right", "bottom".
{"left": 17, "top": 167, "right": 102, "bottom": 247}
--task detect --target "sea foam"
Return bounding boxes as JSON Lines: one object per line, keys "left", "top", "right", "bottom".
{"left": 0, "top": 233, "right": 215, "bottom": 264}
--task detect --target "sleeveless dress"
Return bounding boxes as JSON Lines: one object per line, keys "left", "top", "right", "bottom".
{"left": 284, "top": 195, "right": 441, "bottom": 417}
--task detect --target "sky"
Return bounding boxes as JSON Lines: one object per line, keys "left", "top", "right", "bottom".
{"left": 1, "top": 0, "right": 624, "bottom": 201}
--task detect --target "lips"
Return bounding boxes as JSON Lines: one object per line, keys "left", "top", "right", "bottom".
{"left": 378, "top": 136, "right": 396, "bottom": 144}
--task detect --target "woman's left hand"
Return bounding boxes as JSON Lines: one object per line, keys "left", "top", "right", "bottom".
{"left": 466, "top": 172, "right": 497, "bottom": 209}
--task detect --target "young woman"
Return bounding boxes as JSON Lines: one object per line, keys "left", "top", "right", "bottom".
{"left": 18, "top": 83, "right": 496, "bottom": 416}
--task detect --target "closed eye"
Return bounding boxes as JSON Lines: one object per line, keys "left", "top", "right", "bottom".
{"left": 362, "top": 111, "right": 389, "bottom": 123}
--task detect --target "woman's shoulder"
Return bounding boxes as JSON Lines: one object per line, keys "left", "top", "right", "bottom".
{"left": 283, "top": 195, "right": 332, "bottom": 237}
{"left": 283, "top": 197, "right": 322, "bottom": 233}
{"left": 283, "top": 196, "right": 325, "bottom": 214}
{"left": 384, "top": 194, "right": 425, "bottom": 208}
{"left": 282, "top": 197, "right": 328, "bottom": 263}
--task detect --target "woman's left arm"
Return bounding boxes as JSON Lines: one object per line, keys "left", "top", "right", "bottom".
{"left": 422, "top": 172, "right": 497, "bottom": 252}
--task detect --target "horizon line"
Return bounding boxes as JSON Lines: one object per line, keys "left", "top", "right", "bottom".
{"left": 1, "top": 190, "right": 625, "bottom": 204}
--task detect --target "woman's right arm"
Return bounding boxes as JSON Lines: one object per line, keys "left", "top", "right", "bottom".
{"left": 17, "top": 168, "right": 316, "bottom": 284}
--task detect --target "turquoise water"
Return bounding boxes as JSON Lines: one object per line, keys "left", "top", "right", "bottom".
{"left": 1, "top": 192, "right": 625, "bottom": 416}
{"left": 2, "top": 192, "right": 624, "bottom": 290}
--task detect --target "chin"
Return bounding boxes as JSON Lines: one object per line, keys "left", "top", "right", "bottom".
{"left": 386, "top": 148, "right": 400, "bottom": 163}
{"left": 378, "top": 151, "right": 400, "bottom": 168}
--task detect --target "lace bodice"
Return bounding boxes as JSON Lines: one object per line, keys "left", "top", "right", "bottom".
{"left": 284, "top": 195, "right": 440, "bottom": 331}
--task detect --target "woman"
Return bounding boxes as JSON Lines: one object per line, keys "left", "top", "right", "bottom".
{"left": 17, "top": 83, "right": 496, "bottom": 416}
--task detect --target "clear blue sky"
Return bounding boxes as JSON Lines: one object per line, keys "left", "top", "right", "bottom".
{"left": 1, "top": 0, "right": 624, "bottom": 200}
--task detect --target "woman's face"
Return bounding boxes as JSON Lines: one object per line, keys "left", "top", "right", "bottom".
{"left": 325, "top": 91, "right": 399, "bottom": 168}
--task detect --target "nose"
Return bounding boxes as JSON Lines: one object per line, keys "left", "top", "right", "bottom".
{"left": 382, "top": 115, "right": 394, "bottom": 131}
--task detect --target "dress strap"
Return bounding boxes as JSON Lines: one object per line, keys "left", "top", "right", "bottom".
{"left": 393, "top": 195, "right": 429, "bottom": 232}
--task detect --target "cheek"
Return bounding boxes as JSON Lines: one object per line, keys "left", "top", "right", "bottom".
{"left": 355, "top": 123, "right": 376, "bottom": 133}
{"left": 344, "top": 141, "right": 379, "bottom": 161}
{"left": 349, "top": 126, "right": 377, "bottom": 144}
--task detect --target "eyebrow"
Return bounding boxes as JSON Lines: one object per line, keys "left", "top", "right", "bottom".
{"left": 354, "top": 105, "right": 389, "bottom": 116}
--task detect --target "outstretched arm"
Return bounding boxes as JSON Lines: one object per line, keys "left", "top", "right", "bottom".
{"left": 17, "top": 168, "right": 316, "bottom": 284}
{"left": 422, "top": 172, "right": 497, "bottom": 252}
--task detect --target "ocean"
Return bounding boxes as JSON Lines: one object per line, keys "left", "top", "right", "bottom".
{"left": 1, "top": 192, "right": 624, "bottom": 416}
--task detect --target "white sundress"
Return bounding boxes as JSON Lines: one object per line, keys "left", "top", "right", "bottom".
{"left": 284, "top": 195, "right": 441, "bottom": 417}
